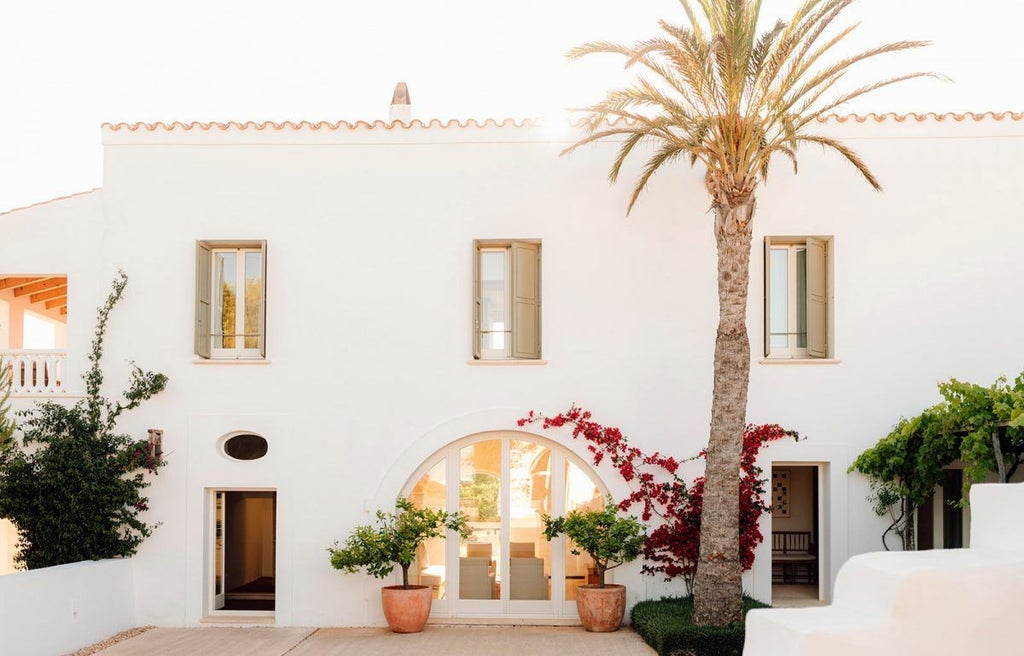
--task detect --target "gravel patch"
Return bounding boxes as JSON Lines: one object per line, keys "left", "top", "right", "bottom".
{"left": 66, "top": 626, "right": 155, "bottom": 655}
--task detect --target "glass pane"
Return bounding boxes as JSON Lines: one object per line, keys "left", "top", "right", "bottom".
{"left": 409, "top": 459, "right": 447, "bottom": 599}
{"left": 214, "top": 252, "right": 237, "bottom": 349}
{"left": 244, "top": 251, "right": 263, "bottom": 349}
{"left": 480, "top": 250, "right": 509, "bottom": 354}
{"left": 796, "top": 248, "right": 807, "bottom": 348}
{"left": 508, "top": 441, "right": 550, "bottom": 600}
{"left": 565, "top": 460, "right": 602, "bottom": 600}
{"left": 769, "top": 248, "right": 789, "bottom": 349}
{"left": 459, "top": 441, "right": 501, "bottom": 600}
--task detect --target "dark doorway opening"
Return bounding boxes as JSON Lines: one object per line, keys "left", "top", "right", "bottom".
{"left": 214, "top": 490, "right": 276, "bottom": 612}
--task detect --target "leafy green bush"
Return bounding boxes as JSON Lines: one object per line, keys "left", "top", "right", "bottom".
{"left": 851, "top": 370, "right": 1024, "bottom": 550}
{"left": 631, "top": 595, "right": 769, "bottom": 655}
{"left": 328, "top": 497, "right": 470, "bottom": 588}
{"left": 0, "top": 272, "right": 168, "bottom": 569}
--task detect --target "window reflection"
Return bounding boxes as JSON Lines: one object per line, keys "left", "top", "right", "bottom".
{"left": 460, "top": 441, "right": 500, "bottom": 599}
{"left": 409, "top": 459, "right": 447, "bottom": 599}
{"left": 565, "top": 460, "right": 603, "bottom": 600}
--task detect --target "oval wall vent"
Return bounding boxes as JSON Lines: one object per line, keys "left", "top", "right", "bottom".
{"left": 223, "top": 434, "right": 268, "bottom": 461}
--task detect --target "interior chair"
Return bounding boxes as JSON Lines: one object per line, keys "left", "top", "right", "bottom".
{"left": 509, "top": 541, "right": 535, "bottom": 558}
{"left": 459, "top": 556, "right": 495, "bottom": 599}
{"left": 509, "top": 557, "right": 547, "bottom": 600}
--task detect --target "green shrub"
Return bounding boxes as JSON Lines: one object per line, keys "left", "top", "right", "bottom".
{"left": 328, "top": 497, "right": 470, "bottom": 589}
{"left": 542, "top": 498, "right": 645, "bottom": 587}
{"left": 0, "top": 272, "right": 167, "bottom": 569}
{"left": 631, "top": 595, "right": 769, "bottom": 655}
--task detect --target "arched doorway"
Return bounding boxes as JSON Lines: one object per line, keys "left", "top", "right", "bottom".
{"left": 403, "top": 431, "right": 608, "bottom": 619}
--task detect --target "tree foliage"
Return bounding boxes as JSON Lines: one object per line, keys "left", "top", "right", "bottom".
{"left": 851, "top": 371, "right": 1024, "bottom": 550}
{"left": 0, "top": 271, "right": 168, "bottom": 569}
{"left": 328, "top": 497, "right": 471, "bottom": 589}
{"left": 543, "top": 498, "right": 646, "bottom": 588}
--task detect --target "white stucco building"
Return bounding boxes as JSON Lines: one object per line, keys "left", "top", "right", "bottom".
{"left": 2, "top": 99, "right": 1023, "bottom": 629}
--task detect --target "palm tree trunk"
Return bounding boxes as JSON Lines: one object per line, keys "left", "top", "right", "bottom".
{"left": 693, "top": 199, "right": 755, "bottom": 626}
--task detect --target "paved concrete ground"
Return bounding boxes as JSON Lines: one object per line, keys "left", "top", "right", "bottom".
{"left": 97, "top": 626, "right": 657, "bottom": 655}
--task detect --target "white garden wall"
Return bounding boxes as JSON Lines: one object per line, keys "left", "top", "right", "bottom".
{"left": 0, "top": 559, "right": 135, "bottom": 656}
{"left": 744, "top": 482, "right": 1024, "bottom": 656}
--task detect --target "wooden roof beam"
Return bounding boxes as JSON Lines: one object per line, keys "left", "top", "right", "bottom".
{"left": 0, "top": 277, "right": 37, "bottom": 290}
{"left": 13, "top": 277, "right": 67, "bottom": 297}
{"left": 44, "top": 297, "right": 67, "bottom": 310}
{"left": 31, "top": 287, "right": 67, "bottom": 303}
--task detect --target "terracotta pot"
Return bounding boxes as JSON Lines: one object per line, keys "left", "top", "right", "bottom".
{"left": 381, "top": 585, "right": 433, "bottom": 633}
{"left": 576, "top": 584, "right": 626, "bottom": 632}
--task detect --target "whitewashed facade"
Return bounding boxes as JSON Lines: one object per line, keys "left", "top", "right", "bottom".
{"left": 2, "top": 110, "right": 1023, "bottom": 627}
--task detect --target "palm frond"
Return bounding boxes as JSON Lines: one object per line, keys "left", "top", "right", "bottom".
{"left": 610, "top": 132, "right": 650, "bottom": 183}
{"left": 567, "top": 41, "right": 644, "bottom": 61}
{"left": 564, "top": 0, "right": 934, "bottom": 211}
{"left": 782, "top": 40, "right": 931, "bottom": 116}
{"left": 628, "top": 143, "right": 686, "bottom": 214}
{"left": 797, "top": 72, "right": 943, "bottom": 127}
{"left": 794, "top": 134, "right": 880, "bottom": 190}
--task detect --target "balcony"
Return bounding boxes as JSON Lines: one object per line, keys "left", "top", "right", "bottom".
{"left": 2, "top": 350, "right": 67, "bottom": 396}
{"left": 1, "top": 275, "right": 69, "bottom": 397}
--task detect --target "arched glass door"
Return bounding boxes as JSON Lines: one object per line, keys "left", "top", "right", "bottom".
{"left": 404, "top": 432, "right": 606, "bottom": 619}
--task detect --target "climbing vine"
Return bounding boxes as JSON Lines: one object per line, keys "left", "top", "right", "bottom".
{"left": 851, "top": 370, "right": 1024, "bottom": 550}
{"left": 0, "top": 356, "right": 13, "bottom": 448}
{"left": 0, "top": 271, "right": 168, "bottom": 569}
{"left": 519, "top": 406, "right": 798, "bottom": 593}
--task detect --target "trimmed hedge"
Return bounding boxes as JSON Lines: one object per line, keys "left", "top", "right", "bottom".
{"left": 631, "top": 595, "right": 769, "bottom": 656}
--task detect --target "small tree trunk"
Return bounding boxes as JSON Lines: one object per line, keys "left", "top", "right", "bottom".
{"left": 401, "top": 563, "right": 410, "bottom": 589}
{"left": 992, "top": 428, "right": 1007, "bottom": 483}
{"left": 596, "top": 563, "right": 607, "bottom": 588}
{"left": 903, "top": 498, "right": 916, "bottom": 551}
{"left": 693, "top": 199, "right": 755, "bottom": 626}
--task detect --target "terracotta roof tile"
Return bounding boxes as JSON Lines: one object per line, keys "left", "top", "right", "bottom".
{"left": 0, "top": 188, "right": 100, "bottom": 217}
{"left": 101, "top": 111, "right": 1024, "bottom": 132}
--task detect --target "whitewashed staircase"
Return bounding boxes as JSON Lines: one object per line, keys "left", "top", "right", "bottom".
{"left": 744, "top": 483, "right": 1024, "bottom": 655}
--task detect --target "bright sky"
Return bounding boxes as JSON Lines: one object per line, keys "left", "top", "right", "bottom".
{"left": 1, "top": 0, "right": 1022, "bottom": 213}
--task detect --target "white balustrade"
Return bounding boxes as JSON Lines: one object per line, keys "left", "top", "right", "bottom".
{"left": 0, "top": 350, "right": 67, "bottom": 395}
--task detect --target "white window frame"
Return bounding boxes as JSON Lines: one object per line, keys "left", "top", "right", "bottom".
{"left": 764, "top": 236, "right": 830, "bottom": 360}
{"left": 196, "top": 240, "right": 266, "bottom": 360}
{"left": 473, "top": 240, "right": 541, "bottom": 361}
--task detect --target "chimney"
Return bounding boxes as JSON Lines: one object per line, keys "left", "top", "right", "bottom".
{"left": 389, "top": 82, "right": 412, "bottom": 124}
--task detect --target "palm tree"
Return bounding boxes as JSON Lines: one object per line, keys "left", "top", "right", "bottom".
{"left": 564, "top": 0, "right": 934, "bottom": 624}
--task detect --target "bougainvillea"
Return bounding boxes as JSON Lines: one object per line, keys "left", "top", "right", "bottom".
{"left": 519, "top": 406, "right": 797, "bottom": 593}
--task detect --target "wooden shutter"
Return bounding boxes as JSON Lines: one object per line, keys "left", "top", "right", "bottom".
{"left": 195, "top": 241, "right": 212, "bottom": 358}
{"left": 510, "top": 241, "right": 541, "bottom": 359}
{"left": 472, "top": 241, "right": 481, "bottom": 359}
{"left": 763, "top": 238, "right": 772, "bottom": 357}
{"left": 258, "top": 240, "right": 267, "bottom": 358}
{"left": 805, "top": 237, "right": 827, "bottom": 358}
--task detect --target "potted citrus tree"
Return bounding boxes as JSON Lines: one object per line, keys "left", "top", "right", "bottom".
{"left": 543, "top": 499, "right": 645, "bottom": 632}
{"left": 329, "top": 497, "right": 470, "bottom": 633}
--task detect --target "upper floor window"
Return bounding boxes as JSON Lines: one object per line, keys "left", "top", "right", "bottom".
{"left": 473, "top": 240, "right": 541, "bottom": 360}
{"left": 764, "top": 237, "right": 829, "bottom": 359}
{"left": 195, "top": 241, "right": 266, "bottom": 359}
